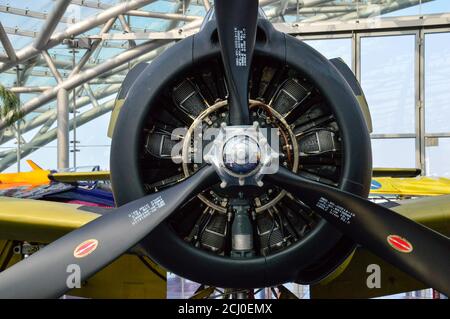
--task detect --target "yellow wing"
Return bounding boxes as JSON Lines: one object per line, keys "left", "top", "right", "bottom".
{"left": 49, "top": 171, "right": 110, "bottom": 183}
{"left": 0, "top": 160, "right": 50, "bottom": 187}
{"left": 0, "top": 197, "right": 165, "bottom": 298}
{"left": 0, "top": 197, "right": 99, "bottom": 242}
{"left": 1, "top": 173, "right": 449, "bottom": 298}
{"left": 371, "top": 176, "right": 450, "bottom": 197}
{"left": 311, "top": 195, "right": 450, "bottom": 298}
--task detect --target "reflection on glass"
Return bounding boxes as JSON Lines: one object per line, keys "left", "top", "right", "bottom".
{"left": 3, "top": 146, "right": 57, "bottom": 173}
{"left": 71, "top": 146, "right": 111, "bottom": 170}
{"left": 425, "top": 33, "right": 450, "bottom": 134}
{"left": 69, "top": 111, "right": 112, "bottom": 170}
{"left": 371, "top": 138, "right": 416, "bottom": 168}
{"left": 304, "top": 38, "right": 352, "bottom": 69}
{"left": 361, "top": 35, "right": 415, "bottom": 134}
{"left": 268, "top": 0, "right": 450, "bottom": 23}
{"left": 71, "top": 112, "right": 112, "bottom": 147}
{"left": 385, "top": 0, "right": 450, "bottom": 16}
{"left": 426, "top": 138, "right": 450, "bottom": 177}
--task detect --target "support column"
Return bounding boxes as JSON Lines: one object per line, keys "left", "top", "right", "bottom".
{"left": 57, "top": 88, "right": 69, "bottom": 169}
{"left": 15, "top": 65, "right": 21, "bottom": 172}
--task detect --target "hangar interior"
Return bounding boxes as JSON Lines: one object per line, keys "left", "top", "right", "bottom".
{"left": 0, "top": 0, "right": 449, "bottom": 299}
{"left": 1, "top": 0, "right": 449, "bottom": 175}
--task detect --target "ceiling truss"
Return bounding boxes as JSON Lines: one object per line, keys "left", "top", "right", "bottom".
{"left": 0, "top": 0, "right": 444, "bottom": 171}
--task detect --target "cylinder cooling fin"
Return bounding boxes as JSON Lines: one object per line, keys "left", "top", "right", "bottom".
{"left": 135, "top": 55, "right": 345, "bottom": 258}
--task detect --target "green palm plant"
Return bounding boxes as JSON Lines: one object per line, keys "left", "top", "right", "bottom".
{"left": 0, "top": 84, "right": 23, "bottom": 125}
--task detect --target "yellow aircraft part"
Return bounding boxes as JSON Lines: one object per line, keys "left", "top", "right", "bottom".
{"left": 107, "top": 98, "right": 125, "bottom": 138}
{"left": 50, "top": 171, "right": 111, "bottom": 183}
{"left": 371, "top": 176, "right": 450, "bottom": 196}
{"left": 189, "top": 286, "right": 215, "bottom": 299}
{"left": 0, "top": 197, "right": 99, "bottom": 243}
{"left": 0, "top": 198, "right": 167, "bottom": 298}
{"left": 317, "top": 250, "right": 356, "bottom": 286}
{"left": 0, "top": 160, "right": 50, "bottom": 188}
{"left": 0, "top": 162, "right": 421, "bottom": 189}
{"left": 313, "top": 195, "right": 450, "bottom": 298}
{"left": 26, "top": 160, "right": 43, "bottom": 171}
{"left": 51, "top": 170, "right": 425, "bottom": 186}
{"left": 311, "top": 247, "right": 428, "bottom": 299}
{"left": 387, "top": 195, "right": 450, "bottom": 235}
{"left": 0, "top": 191, "right": 449, "bottom": 298}
{"left": 0, "top": 159, "right": 110, "bottom": 186}
{"left": 68, "top": 255, "right": 166, "bottom": 299}
{"left": 0, "top": 239, "right": 166, "bottom": 299}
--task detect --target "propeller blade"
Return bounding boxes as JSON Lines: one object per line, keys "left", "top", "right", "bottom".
{"left": 0, "top": 165, "right": 218, "bottom": 298}
{"left": 215, "top": 0, "right": 258, "bottom": 125}
{"left": 266, "top": 167, "right": 450, "bottom": 295}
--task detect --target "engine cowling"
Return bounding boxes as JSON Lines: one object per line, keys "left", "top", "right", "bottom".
{"left": 110, "top": 17, "right": 372, "bottom": 288}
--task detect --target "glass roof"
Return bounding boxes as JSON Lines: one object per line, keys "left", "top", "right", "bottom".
{"left": 0, "top": 0, "right": 449, "bottom": 172}
{"left": 1, "top": 1, "right": 448, "bottom": 102}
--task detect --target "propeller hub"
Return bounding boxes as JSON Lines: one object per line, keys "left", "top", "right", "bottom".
{"left": 204, "top": 122, "right": 279, "bottom": 188}
{"left": 223, "top": 136, "right": 261, "bottom": 175}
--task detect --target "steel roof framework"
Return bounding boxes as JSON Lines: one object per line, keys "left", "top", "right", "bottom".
{"left": 0, "top": 0, "right": 446, "bottom": 171}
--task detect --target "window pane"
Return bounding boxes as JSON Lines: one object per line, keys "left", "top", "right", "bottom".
{"left": 371, "top": 138, "right": 416, "bottom": 168}
{"left": 424, "top": 32, "right": 450, "bottom": 134}
{"left": 0, "top": 147, "right": 17, "bottom": 173}
{"left": 426, "top": 138, "right": 450, "bottom": 177}
{"left": 21, "top": 124, "right": 57, "bottom": 147}
{"left": 3, "top": 146, "right": 57, "bottom": 172}
{"left": 303, "top": 38, "right": 352, "bottom": 69}
{"left": 70, "top": 107, "right": 113, "bottom": 170}
{"left": 275, "top": 0, "right": 450, "bottom": 23}
{"left": 372, "top": 0, "right": 450, "bottom": 18}
{"left": 71, "top": 146, "right": 111, "bottom": 170}
{"left": 72, "top": 110, "right": 112, "bottom": 147}
{"left": 417, "top": 0, "right": 450, "bottom": 15}
{"left": 361, "top": 35, "right": 415, "bottom": 135}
